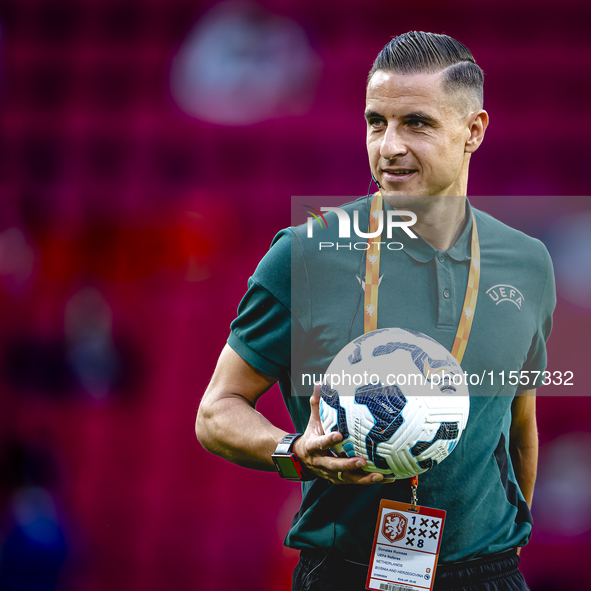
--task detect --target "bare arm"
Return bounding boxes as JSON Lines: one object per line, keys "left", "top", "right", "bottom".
{"left": 509, "top": 390, "right": 538, "bottom": 508}
{"left": 196, "top": 344, "right": 283, "bottom": 470}
{"left": 196, "top": 344, "right": 390, "bottom": 484}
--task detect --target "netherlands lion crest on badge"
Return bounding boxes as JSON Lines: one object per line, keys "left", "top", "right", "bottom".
{"left": 382, "top": 511, "right": 407, "bottom": 543}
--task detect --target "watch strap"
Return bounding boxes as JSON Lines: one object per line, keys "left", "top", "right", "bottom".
{"left": 274, "top": 433, "right": 303, "bottom": 455}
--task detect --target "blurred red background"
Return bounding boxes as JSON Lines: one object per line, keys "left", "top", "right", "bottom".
{"left": 0, "top": 0, "right": 589, "bottom": 590}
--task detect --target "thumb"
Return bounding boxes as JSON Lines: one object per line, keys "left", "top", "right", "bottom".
{"left": 312, "top": 383, "right": 322, "bottom": 403}
{"left": 308, "top": 387, "right": 324, "bottom": 433}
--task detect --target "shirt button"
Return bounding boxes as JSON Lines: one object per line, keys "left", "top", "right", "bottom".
{"left": 438, "top": 254, "right": 445, "bottom": 263}
{"left": 443, "top": 288, "right": 450, "bottom": 299}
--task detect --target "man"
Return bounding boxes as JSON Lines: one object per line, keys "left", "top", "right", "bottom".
{"left": 196, "top": 32, "right": 555, "bottom": 590}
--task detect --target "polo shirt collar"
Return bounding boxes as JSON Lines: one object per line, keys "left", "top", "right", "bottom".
{"left": 384, "top": 198, "right": 473, "bottom": 263}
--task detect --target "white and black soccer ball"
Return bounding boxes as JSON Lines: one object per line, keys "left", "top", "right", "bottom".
{"left": 319, "top": 328, "right": 470, "bottom": 479}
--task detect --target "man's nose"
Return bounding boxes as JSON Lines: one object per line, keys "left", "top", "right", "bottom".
{"left": 380, "top": 124, "right": 408, "bottom": 160}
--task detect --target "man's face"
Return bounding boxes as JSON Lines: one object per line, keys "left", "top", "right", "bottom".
{"left": 366, "top": 70, "right": 476, "bottom": 206}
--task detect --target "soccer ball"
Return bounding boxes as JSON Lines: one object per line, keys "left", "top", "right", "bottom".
{"left": 319, "top": 328, "right": 470, "bottom": 479}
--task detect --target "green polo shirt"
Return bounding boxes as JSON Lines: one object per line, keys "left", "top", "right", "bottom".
{"left": 228, "top": 197, "right": 555, "bottom": 563}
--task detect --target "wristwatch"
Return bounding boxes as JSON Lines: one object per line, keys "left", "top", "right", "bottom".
{"left": 271, "top": 433, "right": 308, "bottom": 481}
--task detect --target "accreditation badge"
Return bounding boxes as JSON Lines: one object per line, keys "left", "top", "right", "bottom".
{"left": 366, "top": 499, "right": 446, "bottom": 591}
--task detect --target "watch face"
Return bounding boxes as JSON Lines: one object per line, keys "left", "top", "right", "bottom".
{"left": 272, "top": 454, "right": 302, "bottom": 480}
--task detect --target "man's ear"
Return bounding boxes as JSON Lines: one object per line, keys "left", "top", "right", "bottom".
{"left": 465, "top": 110, "right": 489, "bottom": 154}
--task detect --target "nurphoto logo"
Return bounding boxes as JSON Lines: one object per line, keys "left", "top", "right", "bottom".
{"left": 304, "top": 205, "right": 419, "bottom": 251}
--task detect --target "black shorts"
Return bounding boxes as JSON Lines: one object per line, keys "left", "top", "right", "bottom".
{"left": 292, "top": 549, "right": 530, "bottom": 591}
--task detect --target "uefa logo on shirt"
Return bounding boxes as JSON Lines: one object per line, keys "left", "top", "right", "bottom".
{"left": 486, "top": 284, "right": 524, "bottom": 310}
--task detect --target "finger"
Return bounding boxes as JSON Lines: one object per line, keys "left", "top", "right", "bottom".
{"left": 335, "top": 470, "right": 376, "bottom": 485}
{"left": 344, "top": 470, "right": 396, "bottom": 485}
{"left": 299, "top": 430, "right": 338, "bottom": 456}
{"left": 302, "top": 398, "right": 343, "bottom": 452}
{"left": 312, "top": 455, "right": 366, "bottom": 474}
{"left": 316, "top": 430, "right": 343, "bottom": 451}
{"left": 303, "top": 431, "right": 347, "bottom": 457}
{"left": 309, "top": 393, "right": 321, "bottom": 421}
{"left": 307, "top": 393, "right": 326, "bottom": 435}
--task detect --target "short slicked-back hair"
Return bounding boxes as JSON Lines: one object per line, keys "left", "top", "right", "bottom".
{"left": 368, "top": 31, "right": 484, "bottom": 109}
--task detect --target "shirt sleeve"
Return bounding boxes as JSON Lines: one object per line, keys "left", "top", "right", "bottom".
{"left": 228, "top": 278, "right": 291, "bottom": 378}
{"left": 227, "top": 229, "right": 295, "bottom": 379}
{"left": 519, "top": 247, "right": 556, "bottom": 388}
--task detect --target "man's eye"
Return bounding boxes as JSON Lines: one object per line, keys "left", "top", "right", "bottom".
{"left": 368, "top": 118, "right": 385, "bottom": 127}
{"left": 408, "top": 120, "right": 427, "bottom": 128}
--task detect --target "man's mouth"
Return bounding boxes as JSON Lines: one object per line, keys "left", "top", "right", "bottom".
{"left": 382, "top": 169, "right": 417, "bottom": 181}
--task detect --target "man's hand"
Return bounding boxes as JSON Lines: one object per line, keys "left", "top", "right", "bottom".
{"left": 198, "top": 347, "right": 394, "bottom": 484}
{"left": 510, "top": 391, "right": 538, "bottom": 508}
{"left": 293, "top": 387, "right": 395, "bottom": 485}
